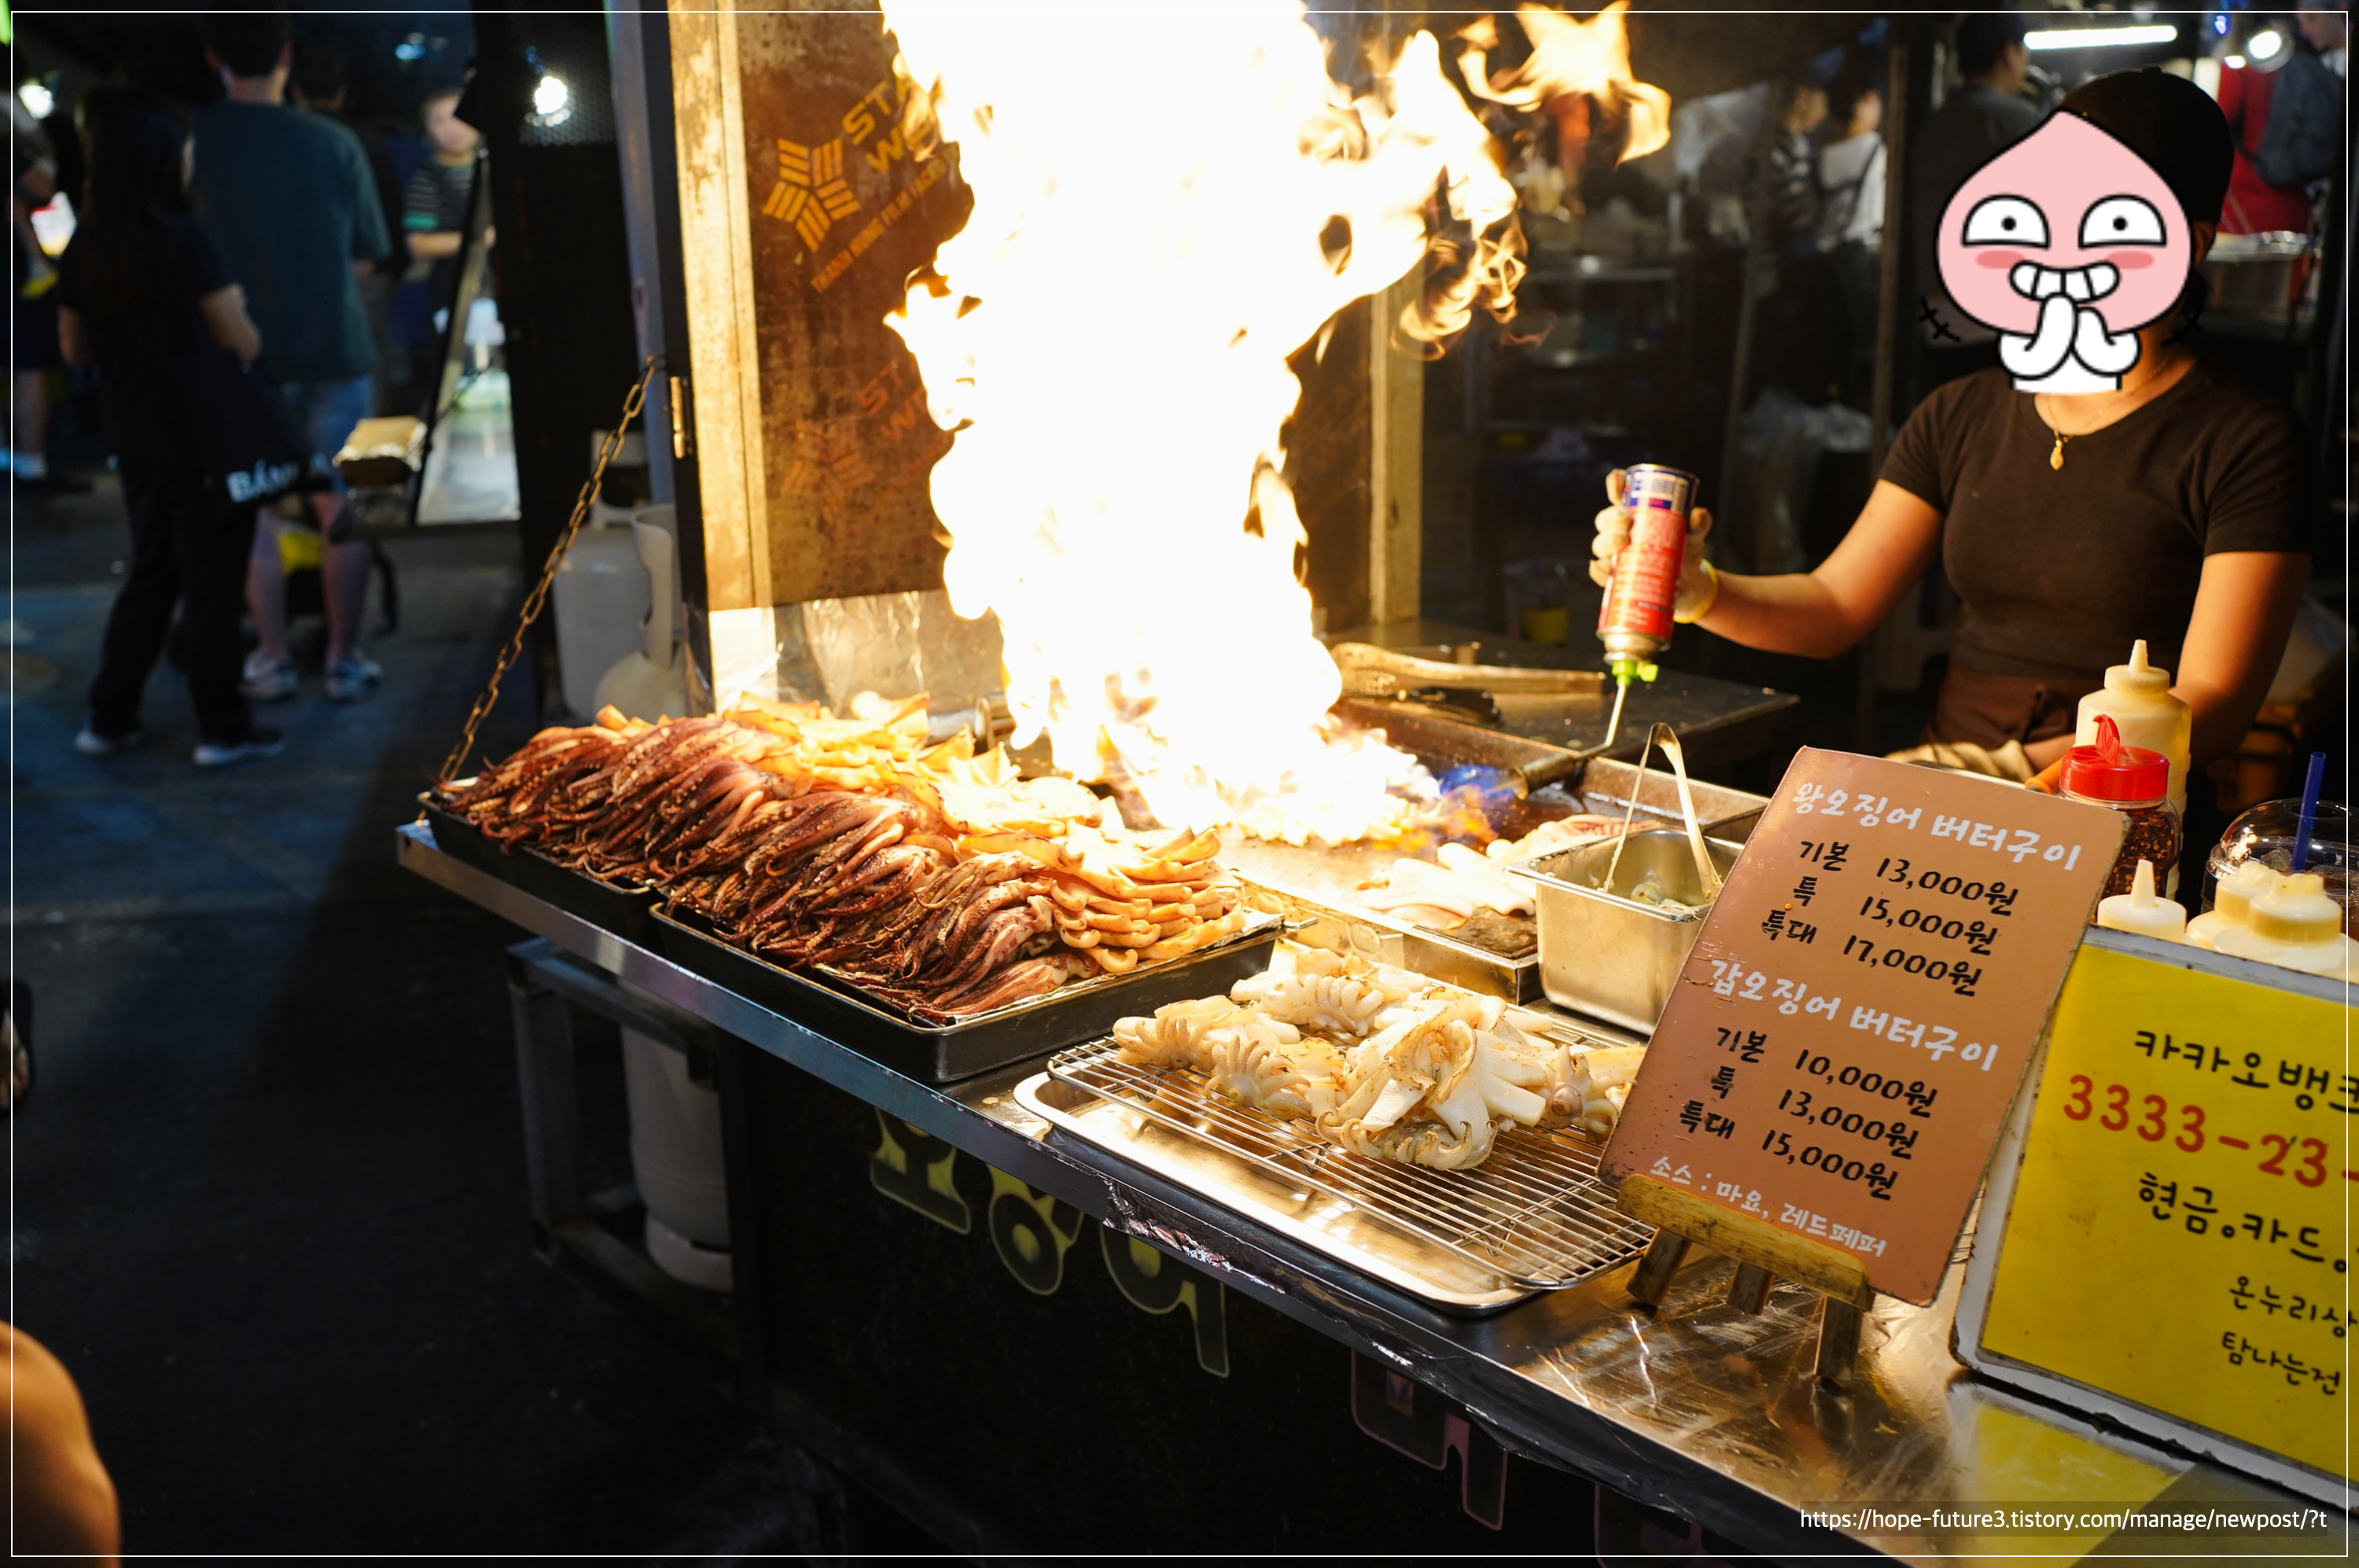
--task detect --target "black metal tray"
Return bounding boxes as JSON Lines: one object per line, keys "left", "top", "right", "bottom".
{"left": 419, "top": 795, "right": 661, "bottom": 946}
{"left": 650, "top": 907, "right": 1281, "bottom": 1084}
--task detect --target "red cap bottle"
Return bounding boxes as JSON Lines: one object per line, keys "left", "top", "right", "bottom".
{"left": 2061, "top": 714, "right": 2169, "bottom": 805}
{"left": 2063, "top": 714, "right": 2181, "bottom": 900}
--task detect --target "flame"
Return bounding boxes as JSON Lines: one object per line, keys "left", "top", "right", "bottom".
{"left": 885, "top": 7, "right": 1521, "bottom": 843}
{"left": 1457, "top": 2, "right": 1671, "bottom": 165}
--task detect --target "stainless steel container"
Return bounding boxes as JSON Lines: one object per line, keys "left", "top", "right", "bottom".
{"left": 1510, "top": 828, "right": 1742, "bottom": 1034}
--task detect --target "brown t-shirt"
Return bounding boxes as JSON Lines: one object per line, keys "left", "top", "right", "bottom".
{"left": 1881, "top": 363, "right": 2311, "bottom": 683}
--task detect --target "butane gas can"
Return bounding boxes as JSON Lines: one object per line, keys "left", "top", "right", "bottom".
{"left": 1596, "top": 463, "right": 1698, "bottom": 679}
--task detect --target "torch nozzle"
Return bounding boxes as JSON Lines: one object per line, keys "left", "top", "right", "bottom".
{"left": 1603, "top": 673, "right": 1631, "bottom": 753}
{"left": 1600, "top": 658, "right": 1658, "bottom": 752}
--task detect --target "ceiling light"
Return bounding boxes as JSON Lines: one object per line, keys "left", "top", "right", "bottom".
{"left": 2025, "top": 24, "right": 2181, "bottom": 51}
{"left": 532, "top": 73, "right": 570, "bottom": 121}
{"left": 17, "top": 80, "right": 53, "bottom": 120}
{"left": 2225, "top": 53, "right": 2247, "bottom": 68}
{"left": 2248, "top": 28, "right": 2286, "bottom": 61}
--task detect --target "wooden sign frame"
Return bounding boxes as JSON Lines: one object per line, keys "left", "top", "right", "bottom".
{"left": 1954, "top": 926, "right": 2352, "bottom": 1509}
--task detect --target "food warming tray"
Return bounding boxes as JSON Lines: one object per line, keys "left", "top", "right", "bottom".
{"left": 421, "top": 795, "right": 661, "bottom": 945}
{"left": 1224, "top": 756, "right": 1767, "bottom": 1004}
{"left": 1022, "top": 1035, "right": 1654, "bottom": 1312}
{"left": 651, "top": 907, "right": 1282, "bottom": 1083}
{"left": 1512, "top": 830, "right": 1746, "bottom": 1035}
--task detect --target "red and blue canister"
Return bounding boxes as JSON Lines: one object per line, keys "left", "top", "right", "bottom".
{"left": 1597, "top": 462, "right": 1698, "bottom": 686}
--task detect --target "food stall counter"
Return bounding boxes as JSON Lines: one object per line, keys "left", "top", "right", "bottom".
{"left": 398, "top": 820, "right": 2326, "bottom": 1560}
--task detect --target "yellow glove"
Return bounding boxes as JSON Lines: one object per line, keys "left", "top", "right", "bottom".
{"left": 1588, "top": 468, "right": 1718, "bottom": 621}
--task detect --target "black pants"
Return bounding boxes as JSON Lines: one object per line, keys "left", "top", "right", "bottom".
{"left": 87, "top": 467, "right": 257, "bottom": 742}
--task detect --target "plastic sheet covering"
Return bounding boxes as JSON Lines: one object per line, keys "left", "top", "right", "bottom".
{"left": 707, "top": 591, "right": 1005, "bottom": 711}
{"left": 1721, "top": 386, "right": 1871, "bottom": 576}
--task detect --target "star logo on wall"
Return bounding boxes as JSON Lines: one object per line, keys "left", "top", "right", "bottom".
{"left": 764, "top": 138, "right": 860, "bottom": 251}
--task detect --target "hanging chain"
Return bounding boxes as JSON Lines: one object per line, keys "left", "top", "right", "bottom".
{"left": 433, "top": 355, "right": 662, "bottom": 789}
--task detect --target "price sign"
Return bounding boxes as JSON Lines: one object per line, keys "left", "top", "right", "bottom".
{"left": 1602, "top": 749, "right": 2122, "bottom": 1305}
{"left": 1968, "top": 937, "right": 2350, "bottom": 1493}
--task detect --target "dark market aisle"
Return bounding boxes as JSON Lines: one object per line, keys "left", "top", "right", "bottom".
{"left": 6, "top": 480, "right": 837, "bottom": 1553}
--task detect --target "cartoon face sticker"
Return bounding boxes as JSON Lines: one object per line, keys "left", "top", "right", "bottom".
{"left": 1935, "top": 114, "right": 2195, "bottom": 394}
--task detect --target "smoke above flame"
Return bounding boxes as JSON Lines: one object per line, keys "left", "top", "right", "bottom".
{"left": 884, "top": 7, "right": 1528, "bottom": 842}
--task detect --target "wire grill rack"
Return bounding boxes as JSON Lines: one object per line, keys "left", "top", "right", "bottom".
{"left": 1048, "top": 1038, "right": 1654, "bottom": 1290}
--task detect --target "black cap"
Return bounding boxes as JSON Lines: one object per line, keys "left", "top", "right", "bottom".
{"left": 2059, "top": 68, "right": 2236, "bottom": 226}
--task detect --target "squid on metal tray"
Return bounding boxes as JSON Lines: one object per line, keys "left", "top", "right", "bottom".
{"left": 1113, "top": 946, "right": 1646, "bottom": 1171}
{"left": 436, "top": 693, "right": 1257, "bottom": 1017}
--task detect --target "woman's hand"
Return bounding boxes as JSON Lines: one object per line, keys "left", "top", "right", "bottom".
{"left": 1588, "top": 469, "right": 1717, "bottom": 618}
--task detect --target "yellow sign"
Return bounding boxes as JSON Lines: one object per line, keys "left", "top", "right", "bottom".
{"left": 1982, "top": 944, "right": 2352, "bottom": 1480}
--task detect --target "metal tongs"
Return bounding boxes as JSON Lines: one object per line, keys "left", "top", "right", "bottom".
{"left": 1330, "top": 642, "right": 1606, "bottom": 701}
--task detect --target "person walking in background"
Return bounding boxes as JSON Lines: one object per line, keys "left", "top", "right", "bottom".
{"left": 1762, "top": 79, "right": 1830, "bottom": 259}
{"left": 193, "top": 10, "right": 392, "bottom": 706}
{"left": 291, "top": 35, "right": 407, "bottom": 416}
{"left": 9, "top": 105, "right": 80, "bottom": 494}
{"left": 1817, "top": 71, "right": 1886, "bottom": 408}
{"left": 1909, "top": 13, "right": 2041, "bottom": 396}
{"left": 2218, "top": 9, "right": 2344, "bottom": 236}
{"left": 61, "top": 91, "right": 280, "bottom": 768}
{"left": 1751, "top": 79, "right": 1846, "bottom": 403}
{"left": 403, "top": 83, "right": 485, "bottom": 387}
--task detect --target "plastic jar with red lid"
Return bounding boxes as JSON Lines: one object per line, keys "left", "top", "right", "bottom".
{"left": 2061, "top": 714, "right": 2181, "bottom": 899}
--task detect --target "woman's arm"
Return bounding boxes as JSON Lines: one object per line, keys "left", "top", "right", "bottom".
{"left": 407, "top": 229, "right": 462, "bottom": 260}
{"left": 57, "top": 306, "right": 86, "bottom": 367}
{"left": 1694, "top": 480, "right": 1946, "bottom": 658}
{"left": 197, "top": 283, "right": 262, "bottom": 366}
{"left": 2173, "top": 550, "right": 2309, "bottom": 766}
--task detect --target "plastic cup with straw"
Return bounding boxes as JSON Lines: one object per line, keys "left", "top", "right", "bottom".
{"left": 2292, "top": 750, "right": 2326, "bottom": 874}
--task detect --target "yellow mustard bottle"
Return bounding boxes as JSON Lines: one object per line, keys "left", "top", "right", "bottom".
{"left": 2076, "top": 640, "right": 2192, "bottom": 819}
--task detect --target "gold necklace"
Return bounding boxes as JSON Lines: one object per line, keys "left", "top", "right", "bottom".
{"left": 2039, "top": 351, "right": 2178, "bottom": 470}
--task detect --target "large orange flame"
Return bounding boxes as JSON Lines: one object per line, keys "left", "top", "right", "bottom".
{"left": 1458, "top": 2, "right": 1671, "bottom": 166}
{"left": 885, "top": 8, "right": 1522, "bottom": 843}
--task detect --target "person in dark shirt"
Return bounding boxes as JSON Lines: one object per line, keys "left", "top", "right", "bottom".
{"left": 193, "top": 10, "right": 392, "bottom": 707}
{"left": 58, "top": 90, "right": 278, "bottom": 767}
{"left": 1911, "top": 13, "right": 2043, "bottom": 365}
{"left": 292, "top": 35, "right": 406, "bottom": 412}
{"left": 1592, "top": 72, "right": 2309, "bottom": 776}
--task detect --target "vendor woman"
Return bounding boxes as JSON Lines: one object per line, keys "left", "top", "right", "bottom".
{"left": 1592, "top": 71, "right": 2312, "bottom": 781}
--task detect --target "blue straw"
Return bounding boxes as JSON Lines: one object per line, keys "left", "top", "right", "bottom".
{"left": 2292, "top": 751, "right": 2326, "bottom": 873}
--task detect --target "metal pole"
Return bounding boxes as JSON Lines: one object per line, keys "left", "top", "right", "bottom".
{"left": 1714, "top": 83, "right": 1783, "bottom": 579}
{"left": 1857, "top": 32, "right": 1913, "bottom": 749}
{"left": 1868, "top": 32, "right": 1910, "bottom": 471}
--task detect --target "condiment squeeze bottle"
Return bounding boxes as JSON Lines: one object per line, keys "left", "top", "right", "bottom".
{"left": 2096, "top": 859, "right": 2186, "bottom": 941}
{"left": 2184, "top": 859, "right": 2275, "bottom": 950}
{"left": 2211, "top": 872, "right": 2359, "bottom": 977}
{"left": 2075, "top": 640, "right": 2192, "bottom": 819}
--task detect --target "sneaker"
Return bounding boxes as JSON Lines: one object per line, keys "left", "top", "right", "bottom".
{"left": 241, "top": 653, "right": 298, "bottom": 703}
{"left": 74, "top": 723, "right": 144, "bottom": 757}
{"left": 193, "top": 726, "right": 286, "bottom": 768}
{"left": 324, "top": 652, "right": 383, "bottom": 704}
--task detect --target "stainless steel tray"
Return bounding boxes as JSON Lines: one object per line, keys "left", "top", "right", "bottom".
{"left": 1222, "top": 761, "right": 1765, "bottom": 1004}
{"left": 1029, "top": 1037, "right": 1654, "bottom": 1312}
{"left": 651, "top": 907, "right": 1282, "bottom": 1083}
{"left": 1511, "top": 830, "right": 1745, "bottom": 1035}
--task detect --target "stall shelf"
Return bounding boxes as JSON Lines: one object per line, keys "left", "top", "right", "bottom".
{"left": 399, "top": 822, "right": 2327, "bottom": 1560}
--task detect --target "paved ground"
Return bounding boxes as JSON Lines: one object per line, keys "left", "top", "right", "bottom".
{"left": 8, "top": 477, "right": 858, "bottom": 1554}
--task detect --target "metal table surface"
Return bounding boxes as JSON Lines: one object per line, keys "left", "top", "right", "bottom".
{"left": 1330, "top": 618, "right": 1801, "bottom": 768}
{"left": 399, "top": 823, "right": 2333, "bottom": 1562}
